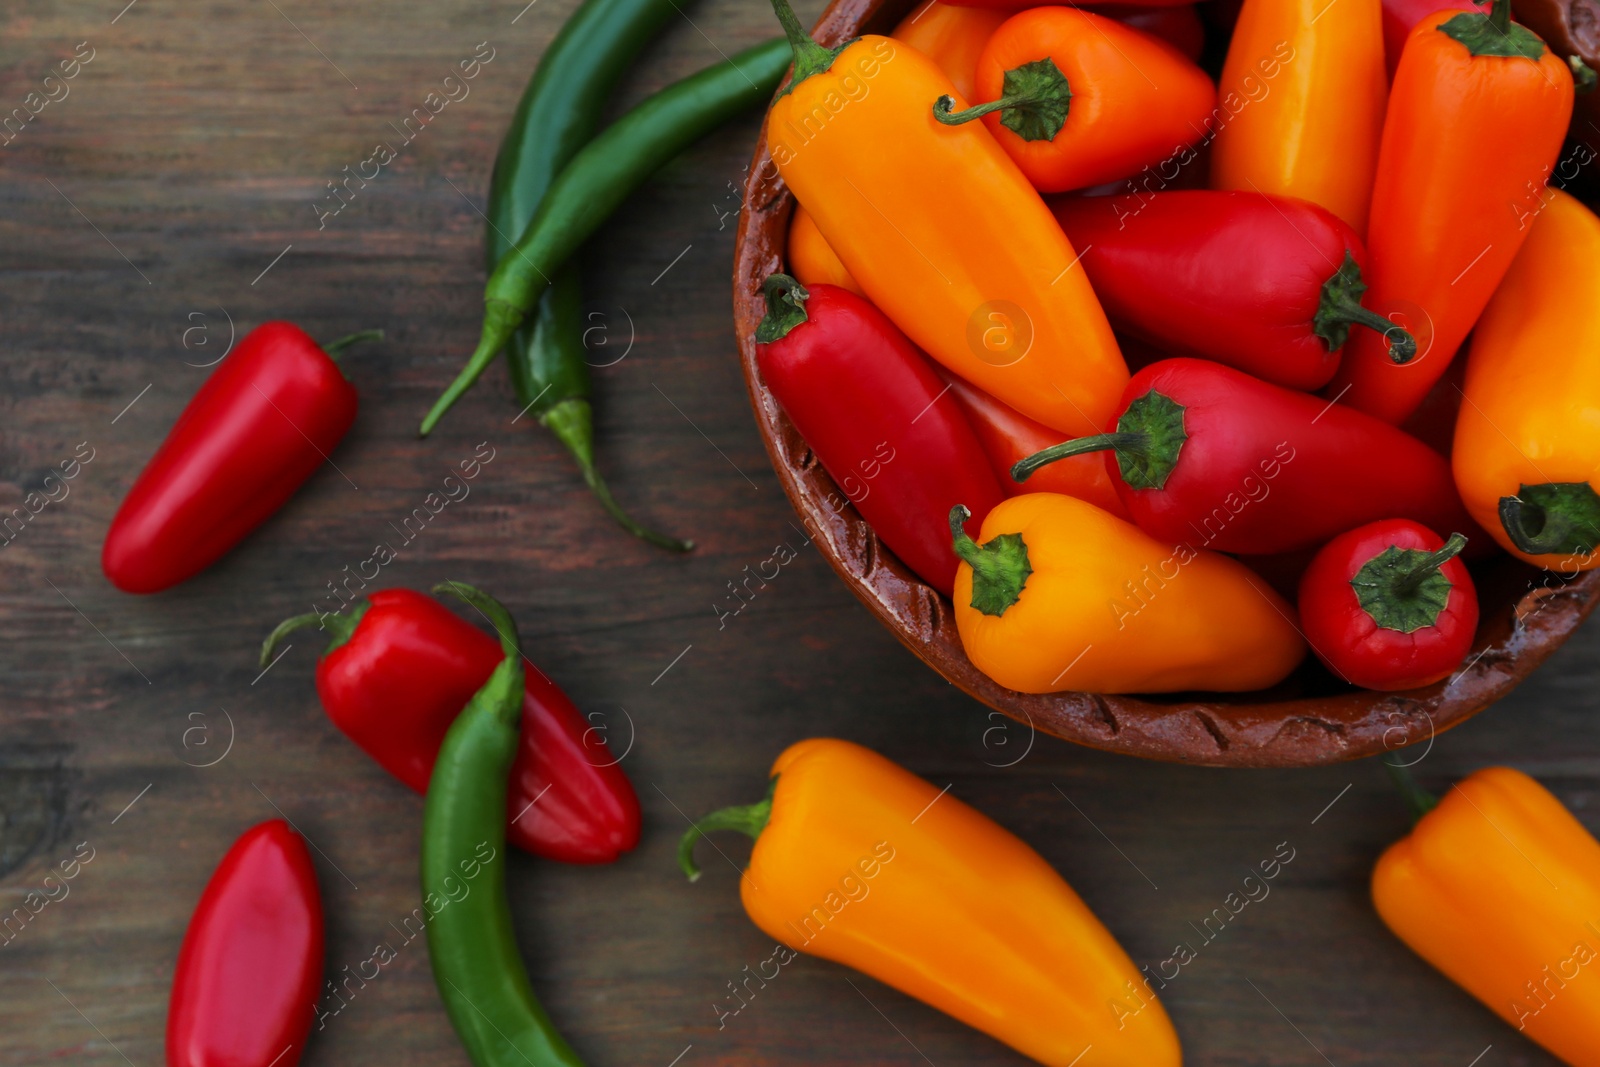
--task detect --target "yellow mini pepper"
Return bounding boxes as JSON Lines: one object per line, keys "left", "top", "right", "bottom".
{"left": 1374, "top": 766, "right": 1600, "bottom": 1064}
{"left": 950, "top": 494, "right": 1305, "bottom": 694}
{"left": 681, "top": 738, "right": 1181, "bottom": 1067}
{"left": 1454, "top": 188, "right": 1600, "bottom": 571}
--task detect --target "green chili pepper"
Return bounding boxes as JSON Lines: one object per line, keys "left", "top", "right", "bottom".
{"left": 419, "top": 36, "right": 791, "bottom": 436}
{"left": 489, "top": 0, "right": 693, "bottom": 552}
{"left": 422, "top": 581, "right": 586, "bottom": 1067}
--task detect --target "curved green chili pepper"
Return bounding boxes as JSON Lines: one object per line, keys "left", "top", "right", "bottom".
{"left": 422, "top": 581, "right": 586, "bottom": 1067}
{"left": 489, "top": 0, "right": 693, "bottom": 552}
{"left": 419, "top": 36, "right": 791, "bottom": 436}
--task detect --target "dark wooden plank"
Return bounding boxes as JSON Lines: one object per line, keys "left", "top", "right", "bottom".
{"left": 0, "top": 1, "right": 1587, "bottom": 1064}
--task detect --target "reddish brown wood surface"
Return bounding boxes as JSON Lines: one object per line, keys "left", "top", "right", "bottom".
{"left": 0, "top": 1, "right": 1588, "bottom": 1065}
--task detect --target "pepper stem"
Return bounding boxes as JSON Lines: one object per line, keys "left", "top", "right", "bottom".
{"left": 1395, "top": 534, "right": 1468, "bottom": 594}
{"left": 1439, "top": 0, "right": 1546, "bottom": 59}
{"left": 768, "top": 0, "right": 839, "bottom": 91}
{"left": 544, "top": 398, "right": 694, "bottom": 552}
{"left": 1349, "top": 533, "right": 1468, "bottom": 633}
{"left": 1384, "top": 759, "right": 1439, "bottom": 824}
{"left": 258, "top": 602, "right": 370, "bottom": 667}
{"left": 949, "top": 505, "right": 1032, "bottom": 616}
{"left": 755, "top": 273, "right": 810, "bottom": 344}
{"left": 1011, "top": 432, "right": 1142, "bottom": 483}
{"left": 433, "top": 581, "right": 521, "bottom": 660}
{"left": 321, "top": 329, "right": 385, "bottom": 361}
{"left": 933, "top": 59, "right": 1072, "bottom": 142}
{"left": 1499, "top": 482, "right": 1600, "bottom": 558}
{"left": 1313, "top": 253, "right": 1418, "bottom": 363}
{"left": 678, "top": 776, "right": 777, "bottom": 882}
{"left": 420, "top": 300, "right": 528, "bottom": 437}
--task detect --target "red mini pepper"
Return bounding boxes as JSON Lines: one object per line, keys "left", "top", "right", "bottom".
{"left": 1013, "top": 358, "right": 1477, "bottom": 555}
{"left": 755, "top": 276, "right": 1005, "bottom": 596}
{"left": 1052, "top": 191, "right": 1412, "bottom": 392}
{"left": 263, "top": 587, "right": 639, "bottom": 864}
{"left": 168, "top": 820, "right": 322, "bottom": 1067}
{"left": 1298, "top": 519, "right": 1478, "bottom": 690}
{"left": 103, "top": 322, "right": 380, "bottom": 594}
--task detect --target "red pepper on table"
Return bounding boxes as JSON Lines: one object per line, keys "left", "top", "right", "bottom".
{"left": 1051, "top": 191, "right": 1413, "bottom": 392}
{"left": 168, "top": 820, "right": 322, "bottom": 1067}
{"left": 755, "top": 276, "right": 1005, "bottom": 596}
{"left": 102, "top": 322, "right": 381, "bottom": 594}
{"left": 262, "top": 587, "right": 639, "bottom": 864}
{"left": 1013, "top": 358, "right": 1477, "bottom": 555}
{"left": 1298, "top": 519, "right": 1478, "bottom": 690}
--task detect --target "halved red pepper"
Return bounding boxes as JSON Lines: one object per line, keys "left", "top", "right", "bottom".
{"left": 103, "top": 322, "right": 380, "bottom": 594}
{"left": 262, "top": 587, "right": 639, "bottom": 864}
{"left": 1052, "top": 191, "right": 1412, "bottom": 392}
{"left": 1014, "top": 358, "right": 1477, "bottom": 555}
{"left": 755, "top": 276, "right": 1005, "bottom": 596}
{"left": 168, "top": 820, "right": 322, "bottom": 1067}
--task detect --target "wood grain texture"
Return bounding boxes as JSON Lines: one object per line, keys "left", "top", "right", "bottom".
{"left": 0, "top": 0, "right": 1585, "bottom": 1064}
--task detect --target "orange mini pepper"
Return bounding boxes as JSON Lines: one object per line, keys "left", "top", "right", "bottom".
{"left": 764, "top": 0, "right": 1127, "bottom": 436}
{"left": 1210, "top": 0, "right": 1387, "bottom": 234}
{"left": 950, "top": 493, "right": 1305, "bottom": 694}
{"left": 785, "top": 205, "right": 863, "bottom": 296}
{"left": 1454, "top": 189, "right": 1600, "bottom": 571}
{"left": 892, "top": 0, "right": 1008, "bottom": 100}
{"left": 1324, "top": 0, "right": 1573, "bottom": 425}
{"left": 936, "top": 7, "right": 1218, "bottom": 194}
{"left": 1374, "top": 765, "right": 1600, "bottom": 1065}
{"left": 680, "top": 737, "right": 1182, "bottom": 1067}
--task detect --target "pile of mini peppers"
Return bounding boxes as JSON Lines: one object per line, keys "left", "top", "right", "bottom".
{"left": 757, "top": 0, "right": 1599, "bottom": 702}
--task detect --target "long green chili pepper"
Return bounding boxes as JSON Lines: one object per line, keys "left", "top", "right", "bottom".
{"left": 422, "top": 581, "right": 586, "bottom": 1067}
{"left": 489, "top": 0, "right": 693, "bottom": 552}
{"left": 419, "top": 36, "right": 791, "bottom": 436}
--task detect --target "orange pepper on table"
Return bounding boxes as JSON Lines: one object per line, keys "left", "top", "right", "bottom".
{"left": 937, "top": 7, "right": 1218, "bottom": 194}
{"left": 1454, "top": 189, "right": 1600, "bottom": 571}
{"left": 1374, "top": 766, "right": 1600, "bottom": 1065}
{"left": 891, "top": 0, "right": 1008, "bottom": 100}
{"left": 1323, "top": 0, "right": 1573, "bottom": 425}
{"left": 763, "top": 0, "right": 1127, "bottom": 436}
{"left": 680, "top": 738, "right": 1182, "bottom": 1066}
{"left": 1210, "top": 0, "right": 1387, "bottom": 235}
{"left": 950, "top": 494, "right": 1305, "bottom": 694}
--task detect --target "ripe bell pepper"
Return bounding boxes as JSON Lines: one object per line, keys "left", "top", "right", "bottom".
{"left": 1052, "top": 190, "right": 1412, "bottom": 391}
{"left": 763, "top": 0, "right": 1127, "bottom": 437}
{"left": 1373, "top": 766, "right": 1600, "bottom": 1065}
{"left": 262, "top": 587, "right": 640, "bottom": 864}
{"left": 1298, "top": 519, "right": 1478, "bottom": 691}
{"left": 934, "top": 7, "right": 1217, "bottom": 194}
{"left": 785, "top": 206, "right": 863, "bottom": 296}
{"left": 680, "top": 738, "right": 1182, "bottom": 1066}
{"left": 891, "top": 0, "right": 1008, "bottom": 100}
{"left": 1014, "top": 359, "right": 1477, "bottom": 556}
{"left": 948, "top": 494, "right": 1305, "bottom": 693}
{"left": 168, "top": 821, "right": 323, "bottom": 1067}
{"left": 1454, "top": 189, "right": 1600, "bottom": 571}
{"left": 755, "top": 275, "right": 1005, "bottom": 595}
{"left": 102, "top": 322, "right": 380, "bottom": 594}
{"left": 1210, "top": 0, "right": 1387, "bottom": 234}
{"left": 1325, "top": 0, "right": 1574, "bottom": 425}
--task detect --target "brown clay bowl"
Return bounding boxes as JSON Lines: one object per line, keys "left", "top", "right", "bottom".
{"left": 731, "top": 0, "right": 1600, "bottom": 767}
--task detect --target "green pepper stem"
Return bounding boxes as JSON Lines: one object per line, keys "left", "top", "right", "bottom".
{"left": 1393, "top": 533, "right": 1468, "bottom": 595}
{"left": 948, "top": 504, "right": 987, "bottom": 571}
{"left": 321, "top": 329, "right": 385, "bottom": 361}
{"left": 1324, "top": 294, "right": 1417, "bottom": 363}
{"left": 933, "top": 95, "right": 1020, "bottom": 125}
{"left": 768, "top": 0, "right": 836, "bottom": 88}
{"left": 543, "top": 399, "right": 694, "bottom": 552}
{"left": 420, "top": 300, "right": 530, "bottom": 437}
{"left": 1487, "top": 0, "right": 1510, "bottom": 35}
{"left": 1011, "top": 432, "right": 1143, "bottom": 483}
{"left": 434, "top": 582, "right": 521, "bottom": 660}
{"left": 678, "top": 777, "right": 777, "bottom": 882}
{"left": 1384, "top": 759, "right": 1440, "bottom": 824}
{"left": 932, "top": 59, "right": 1072, "bottom": 143}
{"left": 259, "top": 604, "right": 368, "bottom": 668}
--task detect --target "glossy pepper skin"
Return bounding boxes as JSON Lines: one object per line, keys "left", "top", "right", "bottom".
{"left": 1374, "top": 767, "right": 1600, "bottom": 1064}
{"left": 764, "top": 4, "right": 1127, "bottom": 437}
{"left": 938, "top": 368, "right": 1129, "bottom": 519}
{"left": 939, "top": 8, "right": 1217, "bottom": 194}
{"left": 950, "top": 493, "right": 1305, "bottom": 693}
{"left": 168, "top": 820, "right": 322, "bottom": 1067}
{"left": 680, "top": 738, "right": 1182, "bottom": 1066}
{"left": 891, "top": 0, "right": 1008, "bottom": 100}
{"left": 1325, "top": 0, "right": 1574, "bottom": 425}
{"left": 755, "top": 276, "right": 1004, "bottom": 595}
{"left": 1211, "top": 0, "right": 1386, "bottom": 234}
{"left": 785, "top": 206, "right": 863, "bottom": 296}
{"left": 1015, "top": 359, "right": 1476, "bottom": 556}
{"left": 263, "top": 588, "right": 639, "bottom": 864}
{"left": 1298, "top": 519, "right": 1478, "bottom": 690}
{"left": 1455, "top": 190, "right": 1600, "bottom": 571}
{"left": 103, "top": 322, "right": 375, "bottom": 594}
{"left": 1052, "top": 191, "right": 1412, "bottom": 391}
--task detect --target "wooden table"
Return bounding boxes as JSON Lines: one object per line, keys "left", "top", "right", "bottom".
{"left": 1, "top": 1, "right": 1590, "bottom": 1064}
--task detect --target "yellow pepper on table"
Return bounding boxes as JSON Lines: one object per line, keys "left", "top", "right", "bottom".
{"left": 1373, "top": 765, "right": 1600, "bottom": 1064}
{"left": 680, "top": 737, "right": 1181, "bottom": 1067}
{"left": 950, "top": 494, "right": 1306, "bottom": 694}
{"left": 1453, "top": 188, "right": 1600, "bottom": 571}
